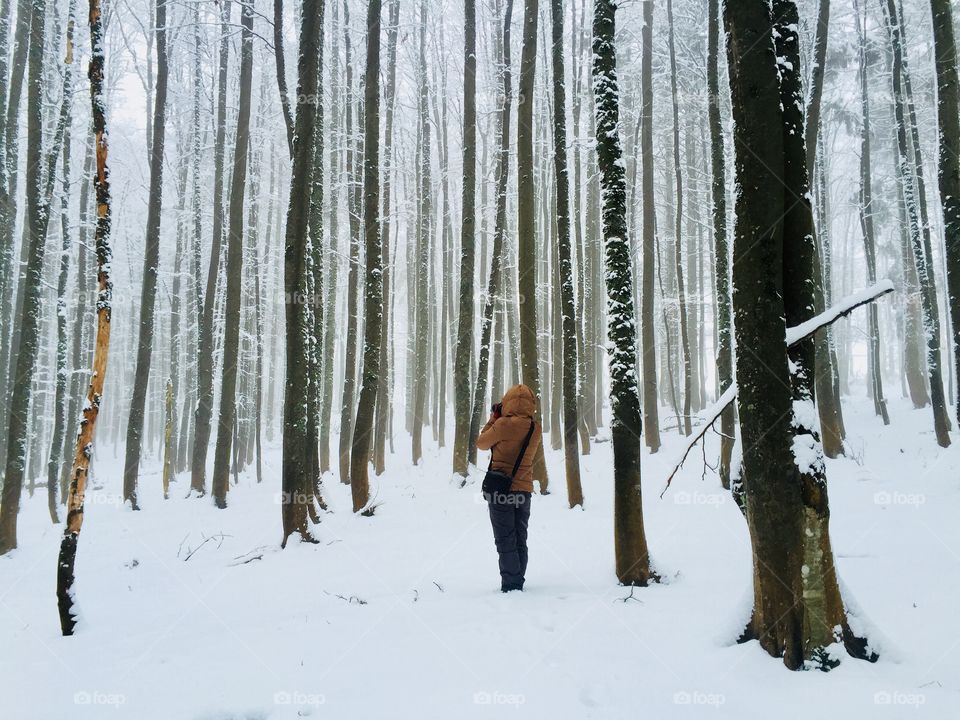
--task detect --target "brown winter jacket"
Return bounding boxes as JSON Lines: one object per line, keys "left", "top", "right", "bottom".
{"left": 476, "top": 384, "right": 542, "bottom": 493}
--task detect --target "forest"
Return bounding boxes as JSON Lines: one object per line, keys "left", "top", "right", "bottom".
{"left": 0, "top": 0, "right": 959, "bottom": 716}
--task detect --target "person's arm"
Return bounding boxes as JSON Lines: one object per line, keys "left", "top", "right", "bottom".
{"left": 476, "top": 416, "right": 502, "bottom": 451}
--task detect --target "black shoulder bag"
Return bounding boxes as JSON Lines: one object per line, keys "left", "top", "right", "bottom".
{"left": 481, "top": 421, "right": 535, "bottom": 502}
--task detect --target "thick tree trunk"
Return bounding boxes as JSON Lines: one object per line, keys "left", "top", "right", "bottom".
{"left": 282, "top": 0, "right": 324, "bottom": 546}
{"left": 725, "top": 0, "right": 877, "bottom": 669}
{"left": 776, "top": 0, "right": 873, "bottom": 666}
{"left": 350, "top": 0, "right": 383, "bottom": 513}
{"left": 594, "top": 0, "right": 652, "bottom": 585}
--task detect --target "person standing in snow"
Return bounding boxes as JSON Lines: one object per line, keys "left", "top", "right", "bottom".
{"left": 476, "top": 384, "right": 543, "bottom": 592}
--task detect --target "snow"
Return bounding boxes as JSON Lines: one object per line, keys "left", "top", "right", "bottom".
{"left": 2, "top": 397, "right": 959, "bottom": 718}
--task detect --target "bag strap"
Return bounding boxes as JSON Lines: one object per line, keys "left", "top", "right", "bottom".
{"left": 510, "top": 421, "right": 536, "bottom": 479}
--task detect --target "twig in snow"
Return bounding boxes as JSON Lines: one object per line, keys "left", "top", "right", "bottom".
{"left": 182, "top": 532, "right": 231, "bottom": 562}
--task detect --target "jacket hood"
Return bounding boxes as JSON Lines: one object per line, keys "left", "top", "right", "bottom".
{"left": 502, "top": 384, "right": 537, "bottom": 418}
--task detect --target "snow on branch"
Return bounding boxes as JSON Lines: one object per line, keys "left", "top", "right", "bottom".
{"left": 659, "top": 281, "right": 895, "bottom": 498}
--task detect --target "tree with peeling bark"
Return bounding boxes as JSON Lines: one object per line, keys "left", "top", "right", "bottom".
{"left": 57, "top": 0, "right": 114, "bottom": 634}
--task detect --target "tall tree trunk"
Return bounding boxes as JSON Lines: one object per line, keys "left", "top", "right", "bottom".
{"left": 122, "top": 0, "right": 169, "bottom": 510}
{"left": 855, "top": 0, "right": 889, "bottom": 424}
{"left": 551, "top": 0, "right": 582, "bottom": 507}
{"left": 339, "top": 0, "right": 362, "bottom": 483}
{"left": 517, "top": 0, "right": 549, "bottom": 490}
{"left": 667, "top": 0, "right": 692, "bottom": 437}
{"left": 725, "top": 0, "right": 877, "bottom": 669}
{"left": 211, "top": 0, "right": 254, "bottom": 508}
{"left": 57, "top": 0, "right": 113, "bottom": 632}
{"left": 0, "top": 0, "right": 53, "bottom": 552}
{"left": 594, "top": 0, "right": 652, "bottom": 585}
{"left": 884, "top": 0, "right": 951, "bottom": 447}
{"left": 469, "top": 0, "right": 515, "bottom": 465}
{"left": 0, "top": 0, "right": 33, "bottom": 467}
{"left": 411, "top": 2, "right": 432, "bottom": 465}
{"left": 350, "top": 0, "right": 383, "bottom": 513}
{"left": 47, "top": 5, "right": 77, "bottom": 522}
{"left": 191, "top": 0, "right": 233, "bottom": 494}
{"left": 931, "top": 0, "right": 960, "bottom": 426}
{"left": 708, "top": 0, "right": 734, "bottom": 487}
{"left": 282, "top": 0, "right": 324, "bottom": 546}
{"left": 803, "top": 0, "right": 844, "bottom": 458}
{"left": 373, "top": 0, "right": 399, "bottom": 476}
{"left": 452, "top": 0, "right": 478, "bottom": 478}
{"left": 639, "top": 0, "right": 660, "bottom": 452}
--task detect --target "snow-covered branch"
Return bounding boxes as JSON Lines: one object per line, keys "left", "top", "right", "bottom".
{"left": 660, "top": 281, "right": 895, "bottom": 497}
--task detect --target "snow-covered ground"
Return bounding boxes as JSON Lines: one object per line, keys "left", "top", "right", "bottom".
{"left": 2, "top": 397, "right": 958, "bottom": 719}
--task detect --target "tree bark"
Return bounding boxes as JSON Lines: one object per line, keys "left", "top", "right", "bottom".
{"left": 639, "top": 0, "right": 660, "bottom": 452}
{"left": 122, "top": 0, "right": 169, "bottom": 510}
{"left": 883, "top": 0, "right": 952, "bottom": 447}
{"left": 211, "top": 0, "right": 254, "bottom": 508}
{"left": 350, "top": 0, "right": 383, "bottom": 512}
{"left": 551, "top": 0, "right": 582, "bottom": 507}
{"left": 191, "top": 0, "right": 233, "bottom": 494}
{"left": 930, "top": 0, "right": 960, "bottom": 427}
{"left": 594, "top": 0, "right": 652, "bottom": 585}
{"left": 57, "top": 0, "right": 114, "bottom": 633}
{"left": 282, "top": 0, "right": 324, "bottom": 546}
